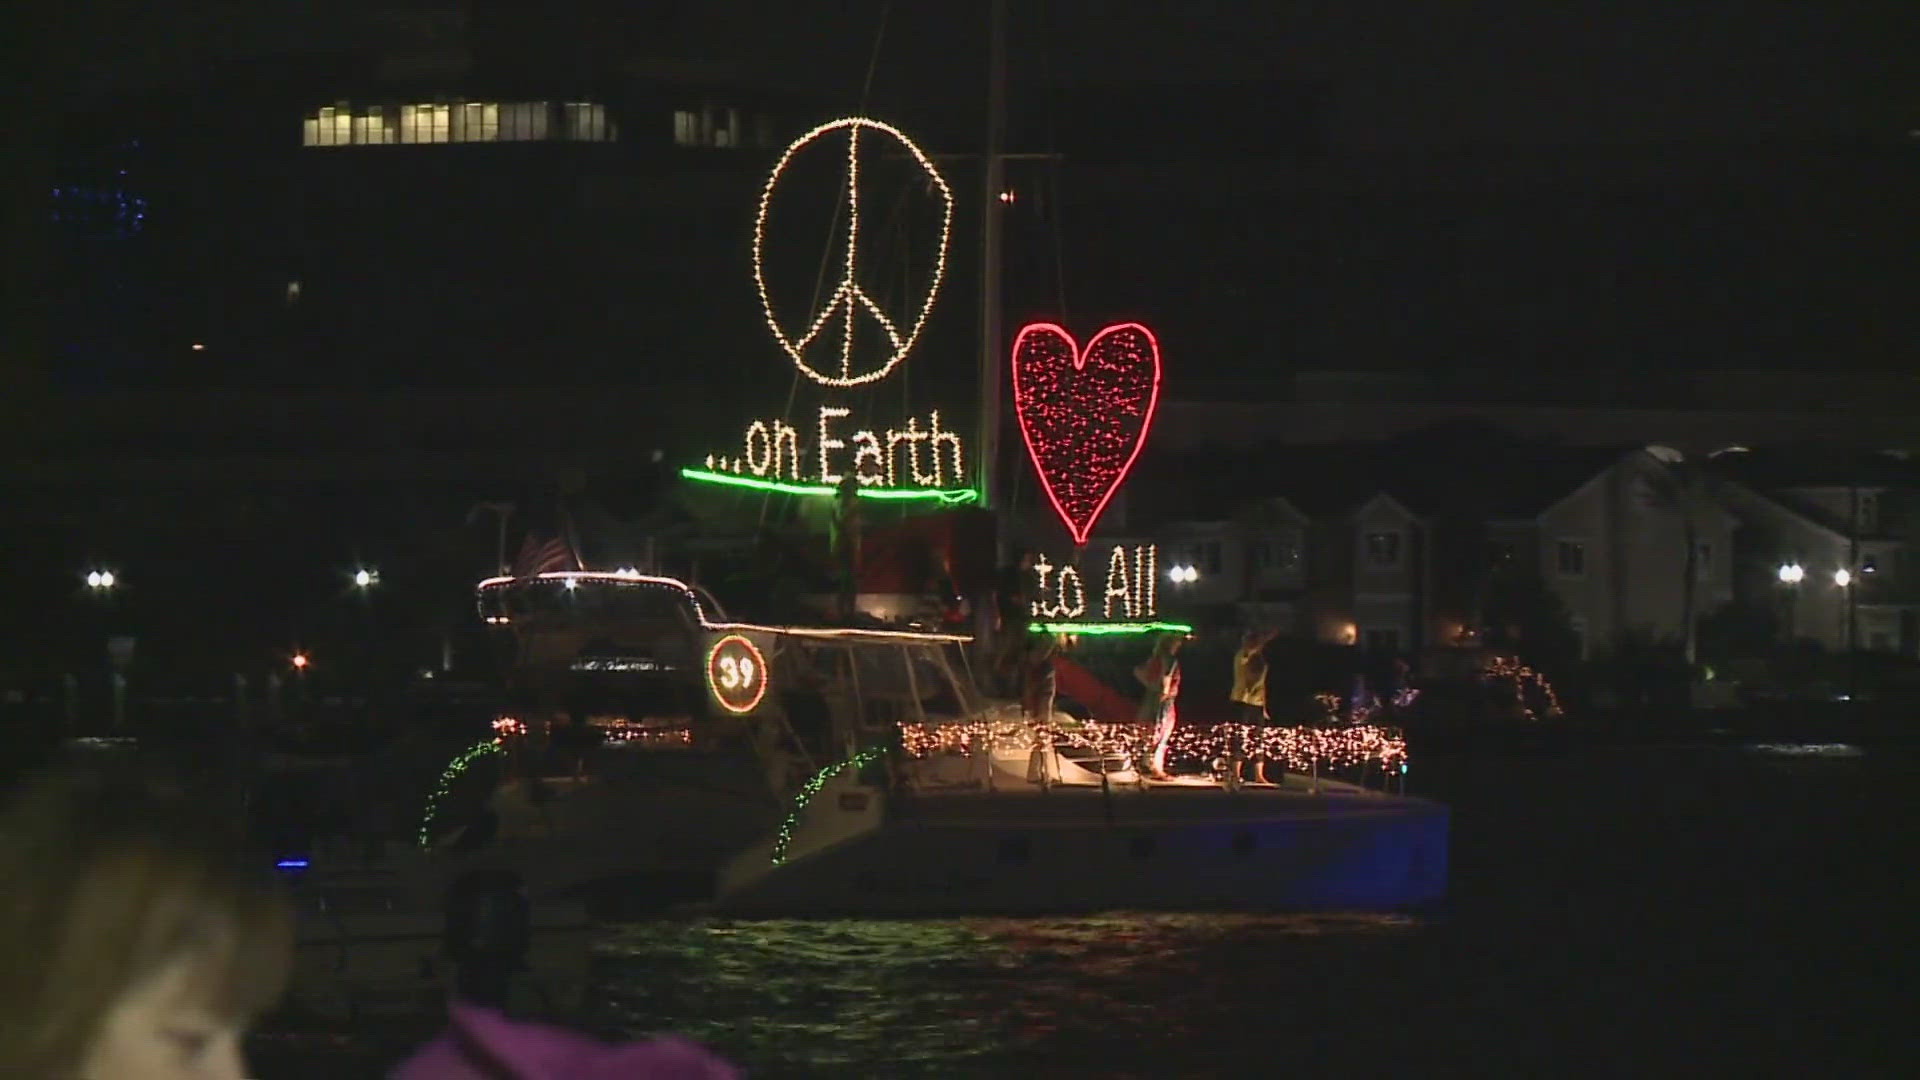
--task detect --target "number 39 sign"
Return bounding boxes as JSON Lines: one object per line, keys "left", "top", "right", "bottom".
{"left": 706, "top": 633, "right": 770, "bottom": 714}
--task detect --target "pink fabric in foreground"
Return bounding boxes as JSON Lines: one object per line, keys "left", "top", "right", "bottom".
{"left": 391, "top": 1004, "right": 740, "bottom": 1080}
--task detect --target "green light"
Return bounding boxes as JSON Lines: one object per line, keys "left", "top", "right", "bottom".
{"left": 681, "top": 468, "right": 978, "bottom": 504}
{"left": 1028, "top": 621, "right": 1194, "bottom": 635}
{"left": 771, "top": 747, "right": 883, "bottom": 866}
{"left": 418, "top": 740, "right": 505, "bottom": 849}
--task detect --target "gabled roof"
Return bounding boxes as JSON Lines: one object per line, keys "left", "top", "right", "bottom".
{"left": 1707, "top": 446, "right": 1920, "bottom": 489}
{"left": 1352, "top": 490, "right": 1427, "bottom": 524}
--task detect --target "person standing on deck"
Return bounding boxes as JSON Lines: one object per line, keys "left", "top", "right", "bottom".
{"left": 1020, "top": 631, "right": 1062, "bottom": 786}
{"left": 1135, "top": 633, "right": 1184, "bottom": 780}
{"left": 830, "top": 475, "right": 862, "bottom": 621}
{"left": 1230, "top": 628, "right": 1278, "bottom": 785}
{"left": 994, "top": 551, "right": 1037, "bottom": 694}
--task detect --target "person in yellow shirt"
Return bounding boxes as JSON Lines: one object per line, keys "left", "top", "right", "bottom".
{"left": 1230, "top": 628, "right": 1278, "bottom": 785}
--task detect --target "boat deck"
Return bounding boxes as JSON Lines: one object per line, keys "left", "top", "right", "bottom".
{"left": 900, "top": 774, "right": 1433, "bottom": 826}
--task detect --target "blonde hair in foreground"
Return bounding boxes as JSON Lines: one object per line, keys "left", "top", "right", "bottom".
{"left": 0, "top": 764, "right": 292, "bottom": 1076}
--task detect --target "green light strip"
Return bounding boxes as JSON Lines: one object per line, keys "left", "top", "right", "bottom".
{"left": 771, "top": 747, "right": 884, "bottom": 866}
{"left": 681, "top": 468, "right": 979, "bottom": 504}
{"left": 418, "top": 740, "right": 505, "bottom": 849}
{"left": 1029, "top": 621, "right": 1195, "bottom": 635}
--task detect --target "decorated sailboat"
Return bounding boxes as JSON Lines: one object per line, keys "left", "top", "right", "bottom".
{"left": 428, "top": 68, "right": 1447, "bottom": 918}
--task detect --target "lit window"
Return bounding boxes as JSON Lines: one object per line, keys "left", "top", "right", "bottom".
{"left": 1365, "top": 532, "right": 1401, "bottom": 567}
{"left": 353, "top": 107, "right": 394, "bottom": 145}
{"left": 455, "top": 102, "right": 498, "bottom": 142}
{"left": 674, "top": 110, "right": 701, "bottom": 146}
{"left": 310, "top": 106, "right": 351, "bottom": 147}
{"left": 565, "top": 102, "right": 608, "bottom": 142}
{"left": 502, "top": 102, "right": 549, "bottom": 141}
{"left": 301, "top": 116, "right": 318, "bottom": 146}
{"left": 1556, "top": 540, "right": 1586, "bottom": 577}
{"left": 401, "top": 104, "right": 449, "bottom": 144}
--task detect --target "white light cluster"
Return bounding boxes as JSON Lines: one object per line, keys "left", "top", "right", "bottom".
{"left": 1029, "top": 544, "right": 1159, "bottom": 621}
{"left": 1028, "top": 554, "right": 1088, "bottom": 619}
{"left": 706, "top": 405, "right": 963, "bottom": 488}
{"left": 752, "top": 117, "right": 954, "bottom": 387}
{"left": 1105, "top": 544, "right": 1158, "bottom": 619}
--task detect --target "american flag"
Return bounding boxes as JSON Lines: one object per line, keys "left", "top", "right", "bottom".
{"left": 512, "top": 533, "right": 575, "bottom": 577}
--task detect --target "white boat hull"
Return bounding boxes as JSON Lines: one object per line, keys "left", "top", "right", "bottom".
{"left": 716, "top": 776, "right": 1448, "bottom": 917}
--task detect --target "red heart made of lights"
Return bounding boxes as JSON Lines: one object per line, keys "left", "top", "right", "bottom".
{"left": 1011, "top": 322, "right": 1162, "bottom": 546}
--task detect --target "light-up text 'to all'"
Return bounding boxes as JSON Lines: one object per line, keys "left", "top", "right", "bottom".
{"left": 706, "top": 634, "right": 769, "bottom": 714}
{"left": 1103, "top": 544, "right": 1158, "bottom": 619}
{"left": 1028, "top": 554, "right": 1087, "bottom": 619}
{"left": 1030, "top": 545, "right": 1158, "bottom": 621}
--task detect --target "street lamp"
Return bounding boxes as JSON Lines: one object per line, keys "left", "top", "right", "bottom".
{"left": 1168, "top": 564, "right": 1199, "bottom": 585}
{"left": 1833, "top": 568, "right": 1852, "bottom": 588}
{"left": 84, "top": 570, "right": 116, "bottom": 590}
{"left": 1776, "top": 562, "right": 1805, "bottom": 584}
{"left": 352, "top": 568, "right": 378, "bottom": 588}
{"left": 290, "top": 652, "right": 310, "bottom": 671}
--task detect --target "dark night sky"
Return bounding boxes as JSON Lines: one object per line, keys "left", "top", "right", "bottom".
{"left": 19, "top": 1, "right": 1919, "bottom": 393}
{"left": 38, "top": 2, "right": 1919, "bottom": 146}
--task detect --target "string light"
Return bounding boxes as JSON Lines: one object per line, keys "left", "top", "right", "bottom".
{"left": 603, "top": 726, "right": 693, "bottom": 746}
{"left": 753, "top": 117, "right": 953, "bottom": 387}
{"left": 474, "top": 570, "right": 975, "bottom": 642}
{"left": 771, "top": 747, "right": 884, "bottom": 865}
{"left": 1027, "top": 620, "right": 1193, "bottom": 635}
{"left": 1029, "top": 554, "right": 1091, "bottom": 619}
{"left": 818, "top": 406, "right": 850, "bottom": 484}
{"left": 1481, "top": 657, "right": 1563, "bottom": 721}
{"left": 1012, "top": 322, "right": 1162, "bottom": 544}
{"left": 680, "top": 467, "right": 978, "bottom": 503}
{"left": 896, "top": 720, "right": 1406, "bottom": 777}
{"left": 1095, "top": 543, "right": 1159, "bottom": 619}
{"left": 706, "top": 633, "right": 770, "bottom": 714}
{"left": 708, "top": 407, "right": 965, "bottom": 492}
{"left": 417, "top": 740, "right": 505, "bottom": 849}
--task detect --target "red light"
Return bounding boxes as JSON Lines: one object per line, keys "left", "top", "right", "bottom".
{"left": 1011, "top": 322, "right": 1162, "bottom": 545}
{"left": 291, "top": 653, "right": 309, "bottom": 669}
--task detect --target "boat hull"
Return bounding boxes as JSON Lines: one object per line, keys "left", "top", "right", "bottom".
{"left": 716, "top": 783, "right": 1449, "bottom": 917}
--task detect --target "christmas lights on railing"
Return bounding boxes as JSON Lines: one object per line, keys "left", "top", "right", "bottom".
{"left": 770, "top": 747, "right": 884, "bottom": 866}
{"left": 895, "top": 719, "right": 1407, "bottom": 776}
{"left": 418, "top": 740, "right": 505, "bottom": 849}
{"left": 602, "top": 726, "right": 693, "bottom": 746}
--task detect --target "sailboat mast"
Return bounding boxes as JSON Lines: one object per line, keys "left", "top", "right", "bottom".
{"left": 977, "top": 0, "right": 1007, "bottom": 512}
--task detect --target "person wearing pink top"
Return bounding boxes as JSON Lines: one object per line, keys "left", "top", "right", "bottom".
{"left": 391, "top": 1003, "right": 738, "bottom": 1080}
{"left": 1134, "top": 633, "right": 1185, "bottom": 779}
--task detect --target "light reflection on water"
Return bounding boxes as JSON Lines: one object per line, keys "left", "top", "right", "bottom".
{"left": 590, "top": 913, "right": 1419, "bottom": 1077}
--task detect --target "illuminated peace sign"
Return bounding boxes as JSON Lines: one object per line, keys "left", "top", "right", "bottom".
{"left": 752, "top": 117, "right": 954, "bottom": 388}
